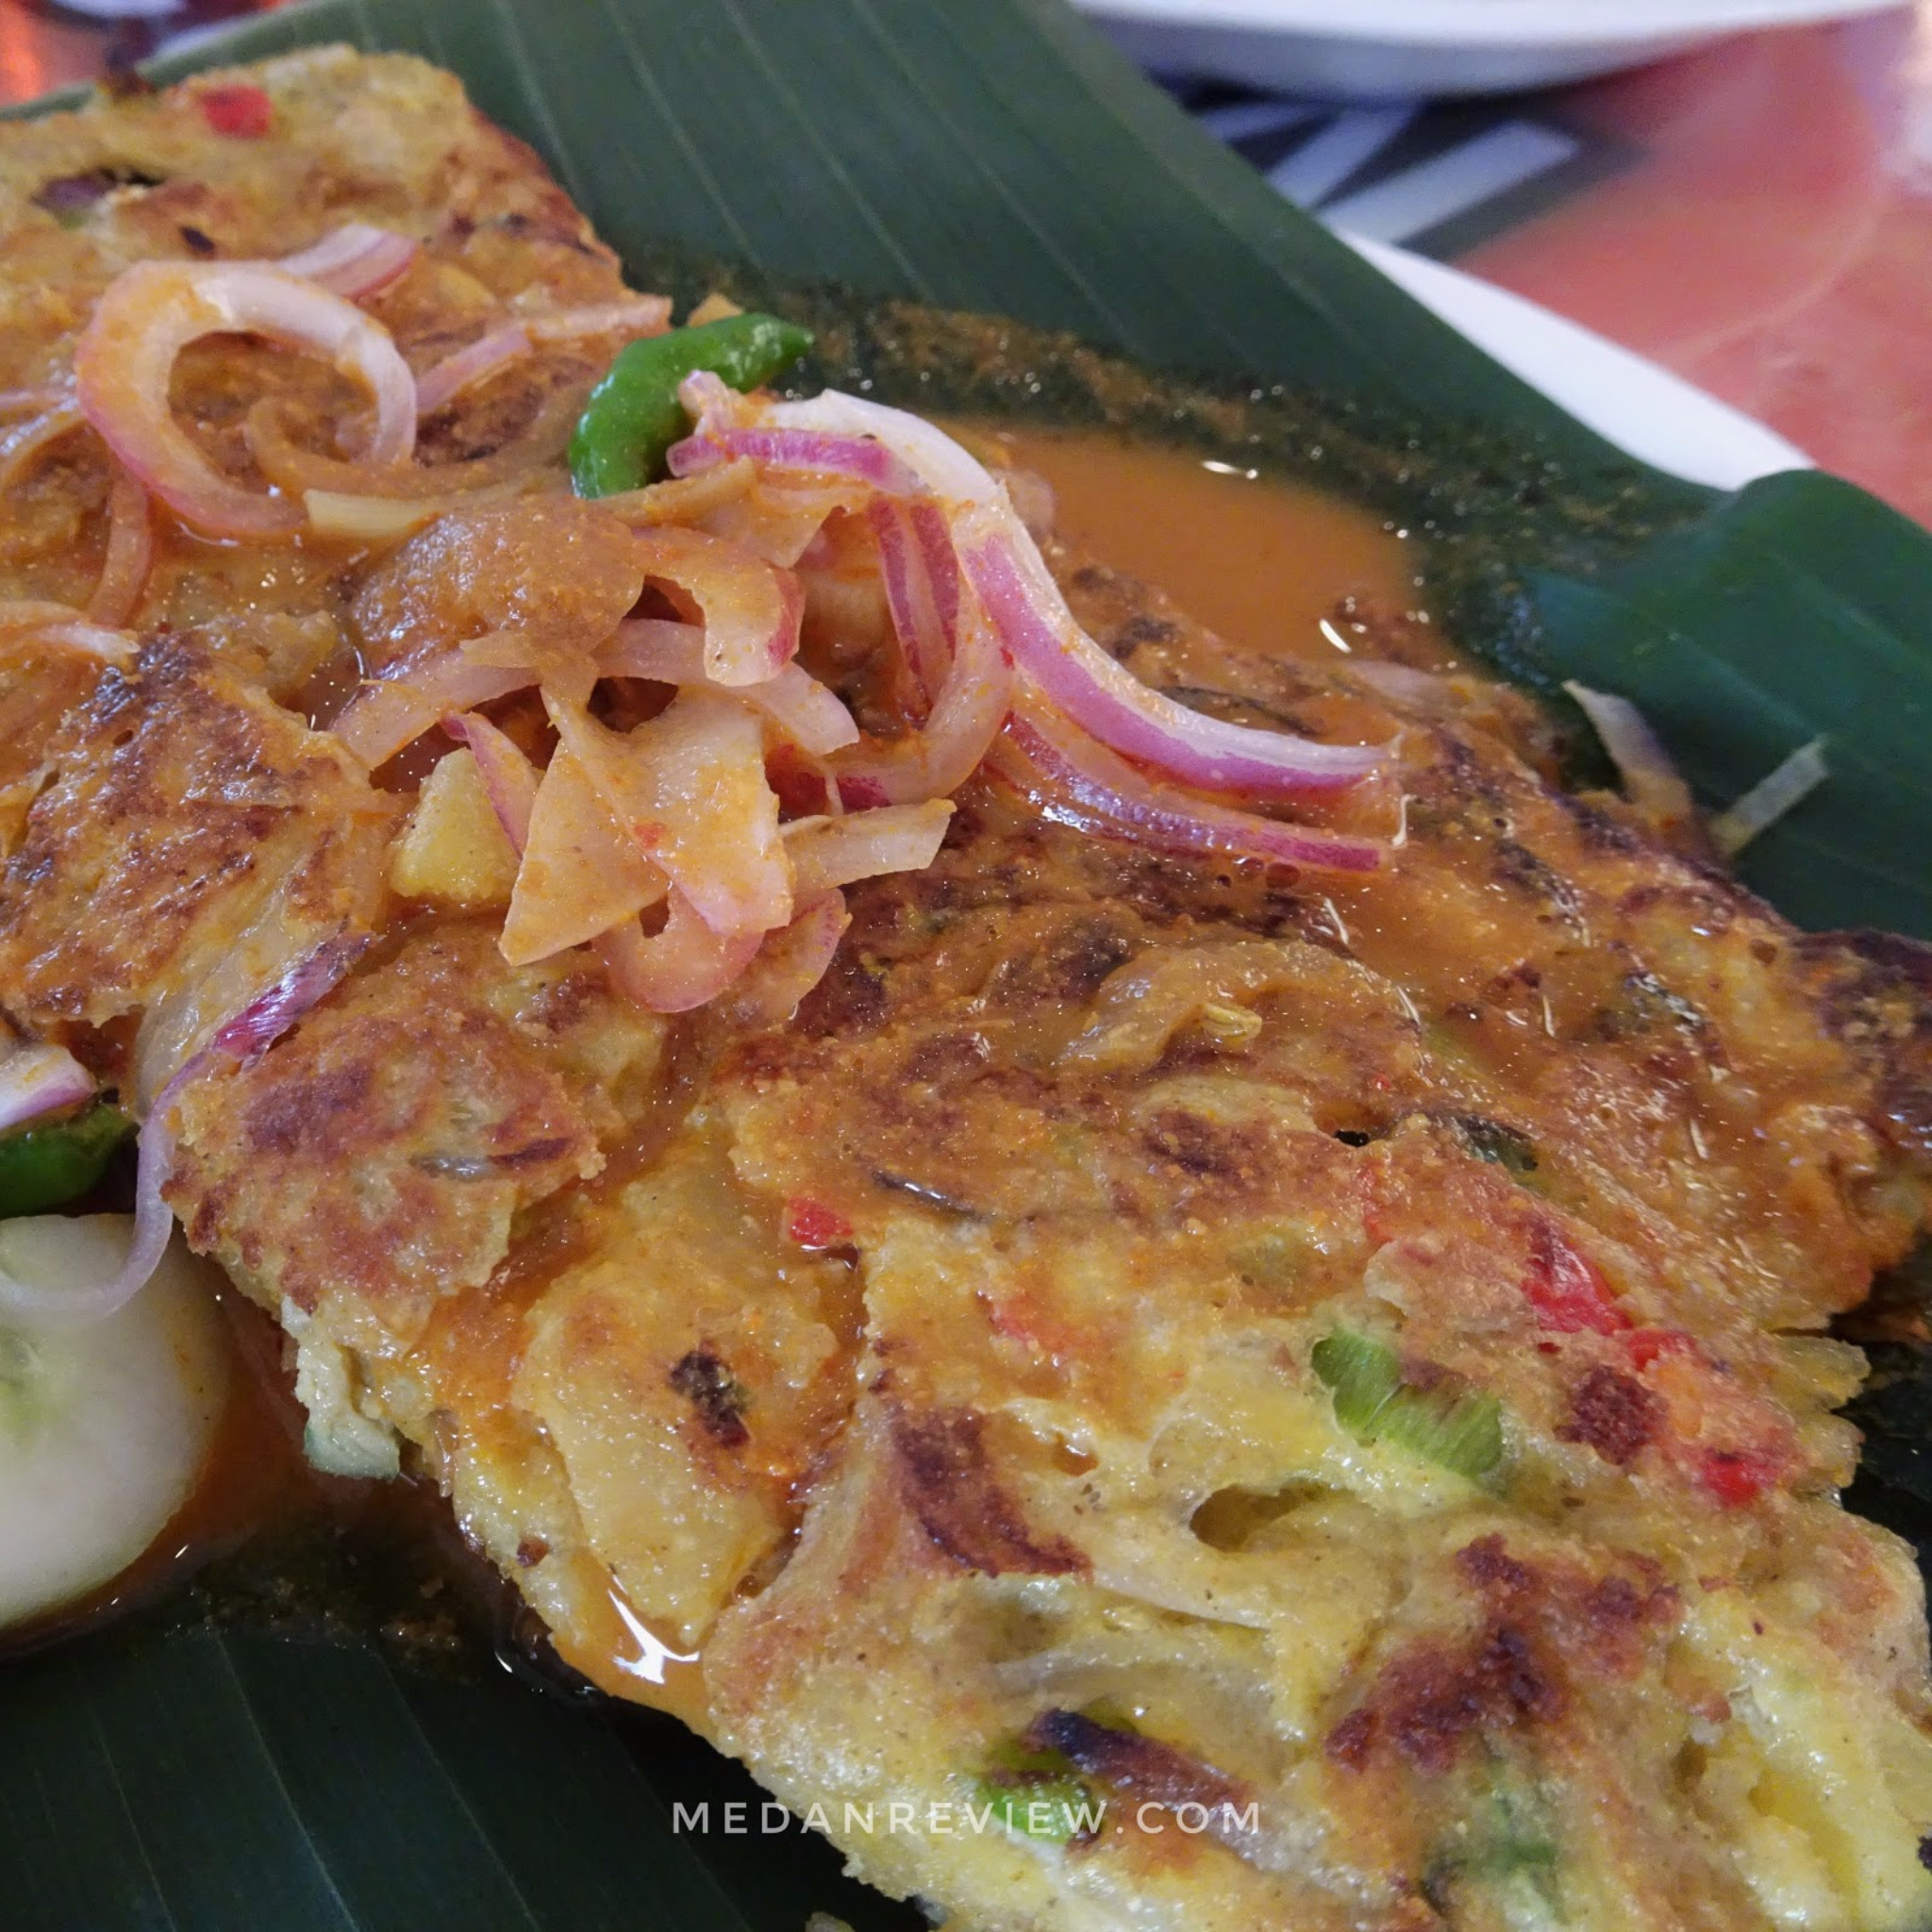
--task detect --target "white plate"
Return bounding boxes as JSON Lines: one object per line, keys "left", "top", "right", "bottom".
{"left": 1085, "top": 0, "right": 1903, "bottom": 98}
{"left": 1347, "top": 235, "right": 1807, "bottom": 489}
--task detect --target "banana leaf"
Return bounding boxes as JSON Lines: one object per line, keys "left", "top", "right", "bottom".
{"left": 6, "top": 0, "right": 1932, "bottom": 1926}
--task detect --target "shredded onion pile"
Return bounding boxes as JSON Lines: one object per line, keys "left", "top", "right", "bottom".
{"left": 339, "top": 374, "right": 1389, "bottom": 1027}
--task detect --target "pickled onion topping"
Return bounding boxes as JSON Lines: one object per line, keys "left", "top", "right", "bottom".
{"left": 522, "top": 296, "right": 673, "bottom": 344}
{"left": 992, "top": 700, "right": 1384, "bottom": 876}
{"left": 1563, "top": 681, "right": 1695, "bottom": 829}
{"left": 597, "top": 892, "right": 765, "bottom": 1014}
{"left": 441, "top": 711, "right": 540, "bottom": 851}
{"left": 730, "top": 891, "right": 852, "bottom": 1028}
{"left": 604, "top": 620, "right": 859, "bottom": 756}
{"left": 669, "top": 425, "right": 924, "bottom": 496}
{"left": 85, "top": 469, "right": 153, "bottom": 629}
{"left": 276, "top": 223, "right": 420, "bottom": 299}
{"left": 413, "top": 325, "right": 531, "bottom": 417}
{"left": 0, "top": 933, "right": 360, "bottom": 1330}
{"left": 960, "top": 512, "right": 1380, "bottom": 798}
{"left": 74, "top": 260, "right": 418, "bottom": 540}
{"left": 312, "top": 375, "right": 1387, "bottom": 1024}
{"left": 632, "top": 524, "right": 805, "bottom": 687}
{"left": 0, "top": 1043, "right": 95, "bottom": 1137}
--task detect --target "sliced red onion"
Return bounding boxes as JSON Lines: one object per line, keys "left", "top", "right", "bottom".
{"left": 74, "top": 261, "right": 418, "bottom": 540}
{"left": 729, "top": 891, "right": 850, "bottom": 1027}
{"left": 668, "top": 425, "right": 924, "bottom": 496}
{"left": 993, "top": 702, "right": 1384, "bottom": 876}
{"left": 441, "top": 711, "right": 540, "bottom": 851}
{"left": 523, "top": 296, "right": 672, "bottom": 344}
{"left": 0, "top": 402, "right": 84, "bottom": 495}
{"left": 961, "top": 516, "right": 1380, "bottom": 799}
{"left": 1709, "top": 737, "right": 1828, "bottom": 858}
{"left": 602, "top": 621, "right": 858, "bottom": 757}
{"left": 869, "top": 497, "right": 958, "bottom": 709}
{"left": 1, "top": 932, "right": 363, "bottom": 1329}
{"left": 833, "top": 599, "right": 1011, "bottom": 808}
{"left": 277, "top": 224, "right": 420, "bottom": 300}
{"left": 785, "top": 799, "right": 955, "bottom": 896}
{"left": 1346, "top": 660, "right": 1456, "bottom": 707}
{"left": 85, "top": 469, "right": 153, "bottom": 629}
{"left": 596, "top": 892, "right": 764, "bottom": 1014}
{"left": 0, "top": 1044, "right": 95, "bottom": 1136}
{"left": 763, "top": 390, "right": 1001, "bottom": 507}
{"left": 633, "top": 525, "right": 804, "bottom": 688}
{"left": 331, "top": 647, "right": 530, "bottom": 768}
{"left": 208, "top": 934, "right": 369, "bottom": 1064}
{"left": 1563, "top": 680, "right": 1698, "bottom": 828}
{"left": 413, "top": 325, "right": 531, "bottom": 417}
{"left": 0, "top": 1095, "right": 175, "bottom": 1331}
{"left": 0, "top": 605, "right": 135, "bottom": 665}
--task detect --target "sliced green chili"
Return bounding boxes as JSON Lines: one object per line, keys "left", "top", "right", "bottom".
{"left": 0, "top": 1102, "right": 134, "bottom": 1220}
{"left": 569, "top": 311, "right": 814, "bottom": 497}
{"left": 1311, "top": 1328, "right": 1503, "bottom": 1480}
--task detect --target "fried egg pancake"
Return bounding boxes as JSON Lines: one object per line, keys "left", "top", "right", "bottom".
{"left": 3, "top": 50, "right": 1932, "bottom": 1932}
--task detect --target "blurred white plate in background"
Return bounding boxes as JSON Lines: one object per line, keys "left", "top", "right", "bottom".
{"left": 1085, "top": 0, "right": 1904, "bottom": 99}
{"left": 1346, "top": 234, "right": 1808, "bottom": 487}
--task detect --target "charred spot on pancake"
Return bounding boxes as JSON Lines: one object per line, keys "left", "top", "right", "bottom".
{"left": 1025, "top": 1707, "right": 1247, "bottom": 1820}
{"left": 669, "top": 1348, "right": 752, "bottom": 1449}
{"left": 33, "top": 163, "right": 164, "bottom": 220}
{"left": 892, "top": 1407, "right": 1087, "bottom": 1577}
{"left": 1558, "top": 1367, "right": 1664, "bottom": 1467}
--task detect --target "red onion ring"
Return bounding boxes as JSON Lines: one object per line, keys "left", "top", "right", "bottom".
{"left": 728, "top": 891, "right": 851, "bottom": 1027}
{"left": 785, "top": 799, "right": 955, "bottom": 896}
{"left": 330, "top": 646, "right": 530, "bottom": 768}
{"left": 668, "top": 425, "right": 924, "bottom": 495}
{"left": 603, "top": 621, "right": 858, "bottom": 757}
{"left": 960, "top": 517, "right": 1380, "bottom": 799}
{"left": 413, "top": 325, "right": 532, "bottom": 417}
{"left": 277, "top": 225, "right": 421, "bottom": 299}
{"left": 833, "top": 595, "right": 1011, "bottom": 809}
{"left": 0, "top": 1043, "right": 96, "bottom": 1136}
{"left": 596, "top": 891, "right": 764, "bottom": 1014}
{"left": 524, "top": 297, "right": 672, "bottom": 344}
{"left": 85, "top": 469, "right": 154, "bottom": 629}
{"left": 441, "top": 711, "right": 541, "bottom": 851}
{"left": 0, "top": 933, "right": 363, "bottom": 1330}
{"left": 0, "top": 402, "right": 84, "bottom": 495}
{"left": 869, "top": 497, "right": 957, "bottom": 712}
{"left": 992, "top": 701, "right": 1384, "bottom": 876}
{"left": 74, "top": 260, "right": 418, "bottom": 541}
{"left": 632, "top": 525, "right": 804, "bottom": 688}
{"left": 764, "top": 390, "right": 1003, "bottom": 506}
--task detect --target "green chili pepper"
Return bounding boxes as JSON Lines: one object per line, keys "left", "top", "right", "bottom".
{"left": 569, "top": 311, "right": 815, "bottom": 497}
{"left": 0, "top": 1102, "right": 134, "bottom": 1220}
{"left": 1311, "top": 1328, "right": 1503, "bottom": 1480}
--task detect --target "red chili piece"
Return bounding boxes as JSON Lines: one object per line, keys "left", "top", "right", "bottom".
{"left": 786, "top": 1196, "right": 852, "bottom": 1249}
{"left": 1622, "top": 1327, "right": 1698, "bottom": 1371}
{"left": 199, "top": 85, "right": 274, "bottom": 139}
{"left": 1698, "top": 1449, "right": 1780, "bottom": 1508}
{"left": 1523, "top": 1222, "right": 1628, "bottom": 1336}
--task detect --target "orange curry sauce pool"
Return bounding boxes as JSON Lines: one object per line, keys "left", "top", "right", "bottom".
{"left": 8, "top": 432, "right": 1432, "bottom": 1680}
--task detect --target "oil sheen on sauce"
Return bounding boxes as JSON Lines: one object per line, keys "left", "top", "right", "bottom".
{"left": 8, "top": 434, "right": 1443, "bottom": 1702}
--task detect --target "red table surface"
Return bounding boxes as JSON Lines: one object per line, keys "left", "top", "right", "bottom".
{"left": 3, "top": 0, "right": 1928, "bottom": 525}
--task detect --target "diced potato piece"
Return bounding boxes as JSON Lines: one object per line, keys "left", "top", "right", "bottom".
{"left": 390, "top": 748, "right": 520, "bottom": 908}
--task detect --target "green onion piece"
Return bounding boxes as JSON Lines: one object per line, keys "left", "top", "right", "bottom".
{"left": 970, "top": 1774, "right": 1096, "bottom": 1843}
{"left": 0, "top": 1102, "right": 135, "bottom": 1221}
{"left": 1312, "top": 1328, "right": 1503, "bottom": 1480}
{"left": 568, "top": 310, "right": 815, "bottom": 496}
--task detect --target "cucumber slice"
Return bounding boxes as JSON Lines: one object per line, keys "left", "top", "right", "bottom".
{"left": 0, "top": 1216, "right": 230, "bottom": 1631}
